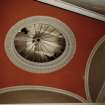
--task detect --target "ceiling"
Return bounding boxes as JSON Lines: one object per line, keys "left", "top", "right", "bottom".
{"left": 62, "top": 0, "right": 105, "bottom": 15}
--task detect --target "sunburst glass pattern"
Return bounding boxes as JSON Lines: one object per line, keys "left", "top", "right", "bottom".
{"left": 14, "top": 23, "right": 66, "bottom": 63}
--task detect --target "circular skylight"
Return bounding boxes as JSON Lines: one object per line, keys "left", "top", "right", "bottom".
{"left": 14, "top": 24, "right": 66, "bottom": 63}
{"left": 5, "top": 16, "right": 76, "bottom": 73}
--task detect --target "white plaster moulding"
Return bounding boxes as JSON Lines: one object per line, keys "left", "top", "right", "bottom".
{"left": 0, "top": 85, "right": 87, "bottom": 103}
{"left": 37, "top": 0, "right": 105, "bottom": 22}
{"left": 5, "top": 16, "right": 76, "bottom": 73}
{"left": 85, "top": 35, "right": 105, "bottom": 102}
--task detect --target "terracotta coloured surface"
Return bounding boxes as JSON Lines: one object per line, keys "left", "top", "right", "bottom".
{"left": 0, "top": 0, "right": 105, "bottom": 99}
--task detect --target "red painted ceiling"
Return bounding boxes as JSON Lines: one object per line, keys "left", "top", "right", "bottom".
{"left": 0, "top": 0, "right": 105, "bottom": 99}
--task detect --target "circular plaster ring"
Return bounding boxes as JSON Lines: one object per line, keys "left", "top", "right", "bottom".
{"left": 85, "top": 35, "right": 105, "bottom": 102}
{"left": 0, "top": 85, "right": 87, "bottom": 103}
{"left": 5, "top": 16, "right": 76, "bottom": 73}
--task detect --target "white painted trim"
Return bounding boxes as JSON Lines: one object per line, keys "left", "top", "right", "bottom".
{"left": 0, "top": 85, "right": 87, "bottom": 103}
{"left": 5, "top": 16, "right": 76, "bottom": 73}
{"left": 85, "top": 35, "right": 105, "bottom": 102}
{"left": 37, "top": 0, "right": 105, "bottom": 22}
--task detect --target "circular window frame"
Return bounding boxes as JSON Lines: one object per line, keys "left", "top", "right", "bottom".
{"left": 14, "top": 23, "right": 66, "bottom": 63}
{"left": 0, "top": 85, "right": 86, "bottom": 103}
{"left": 5, "top": 16, "right": 76, "bottom": 73}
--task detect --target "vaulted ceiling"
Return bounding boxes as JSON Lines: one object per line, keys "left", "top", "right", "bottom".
{"left": 62, "top": 0, "right": 105, "bottom": 15}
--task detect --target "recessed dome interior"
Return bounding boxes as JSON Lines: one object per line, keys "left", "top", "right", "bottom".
{"left": 5, "top": 16, "right": 76, "bottom": 73}
{"left": 14, "top": 23, "right": 66, "bottom": 63}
